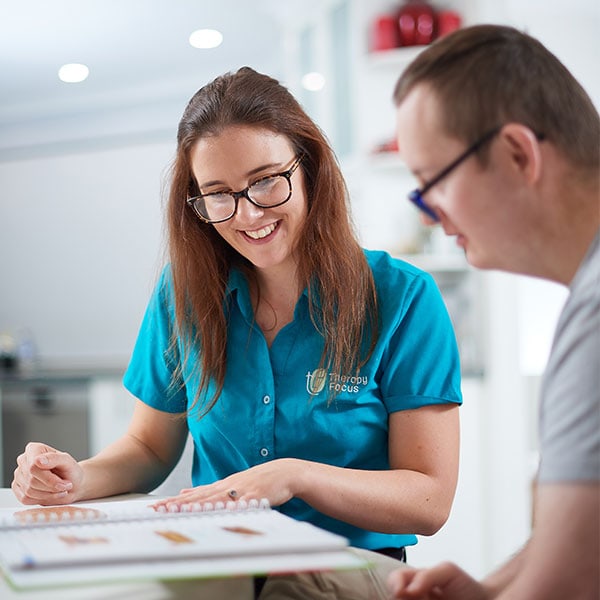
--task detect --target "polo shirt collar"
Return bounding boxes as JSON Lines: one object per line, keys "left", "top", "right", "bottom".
{"left": 225, "top": 268, "right": 315, "bottom": 323}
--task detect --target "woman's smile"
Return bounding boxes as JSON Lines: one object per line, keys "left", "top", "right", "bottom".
{"left": 242, "top": 221, "right": 279, "bottom": 241}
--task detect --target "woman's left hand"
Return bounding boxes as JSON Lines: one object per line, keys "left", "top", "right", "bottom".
{"left": 150, "top": 458, "right": 303, "bottom": 511}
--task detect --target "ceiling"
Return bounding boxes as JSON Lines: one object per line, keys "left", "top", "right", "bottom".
{"left": 0, "top": 0, "right": 321, "bottom": 157}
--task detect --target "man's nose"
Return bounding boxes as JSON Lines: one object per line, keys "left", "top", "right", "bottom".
{"left": 420, "top": 213, "right": 438, "bottom": 226}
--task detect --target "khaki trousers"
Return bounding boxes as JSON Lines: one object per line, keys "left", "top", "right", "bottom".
{"left": 257, "top": 548, "right": 406, "bottom": 600}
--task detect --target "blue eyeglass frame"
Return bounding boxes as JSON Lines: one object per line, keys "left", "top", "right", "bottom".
{"left": 407, "top": 126, "right": 502, "bottom": 222}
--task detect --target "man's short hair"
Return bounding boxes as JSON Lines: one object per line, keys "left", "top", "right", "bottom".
{"left": 394, "top": 24, "right": 599, "bottom": 171}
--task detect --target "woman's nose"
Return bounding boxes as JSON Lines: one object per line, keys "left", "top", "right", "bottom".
{"left": 234, "top": 194, "right": 265, "bottom": 222}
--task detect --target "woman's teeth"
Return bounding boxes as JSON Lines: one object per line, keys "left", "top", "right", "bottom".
{"left": 245, "top": 222, "right": 277, "bottom": 240}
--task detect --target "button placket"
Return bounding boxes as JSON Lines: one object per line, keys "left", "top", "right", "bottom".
{"left": 257, "top": 391, "right": 274, "bottom": 461}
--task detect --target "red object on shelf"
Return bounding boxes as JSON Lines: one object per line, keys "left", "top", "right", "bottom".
{"left": 397, "top": 0, "right": 437, "bottom": 47}
{"left": 372, "top": 138, "right": 399, "bottom": 154}
{"left": 372, "top": 14, "right": 401, "bottom": 51}
{"left": 437, "top": 10, "right": 462, "bottom": 38}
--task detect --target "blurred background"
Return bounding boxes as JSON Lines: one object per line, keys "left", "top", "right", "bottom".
{"left": 0, "top": 0, "right": 598, "bottom": 579}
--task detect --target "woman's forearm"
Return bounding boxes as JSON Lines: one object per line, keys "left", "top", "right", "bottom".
{"left": 292, "top": 405, "right": 459, "bottom": 535}
{"left": 75, "top": 401, "right": 189, "bottom": 501}
{"left": 292, "top": 459, "right": 453, "bottom": 535}
{"left": 77, "top": 433, "right": 175, "bottom": 500}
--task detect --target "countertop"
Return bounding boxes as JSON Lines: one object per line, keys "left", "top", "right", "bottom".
{"left": 0, "top": 364, "right": 125, "bottom": 385}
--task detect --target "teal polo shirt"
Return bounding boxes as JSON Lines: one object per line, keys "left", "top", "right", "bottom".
{"left": 123, "top": 249, "right": 462, "bottom": 550}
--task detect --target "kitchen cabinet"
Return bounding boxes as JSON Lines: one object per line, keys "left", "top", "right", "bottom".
{"left": 0, "top": 367, "right": 126, "bottom": 487}
{"left": 0, "top": 370, "right": 192, "bottom": 496}
{"left": 0, "top": 375, "right": 90, "bottom": 487}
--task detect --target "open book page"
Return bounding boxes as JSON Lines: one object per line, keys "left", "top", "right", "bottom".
{"left": 0, "top": 498, "right": 368, "bottom": 590}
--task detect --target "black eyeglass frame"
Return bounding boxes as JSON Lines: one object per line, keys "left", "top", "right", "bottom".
{"left": 408, "top": 126, "right": 546, "bottom": 222}
{"left": 187, "top": 154, "right": 305, "bottom": 224}
{"left": 407, "top": 126, "right": 503, "bottom": 223}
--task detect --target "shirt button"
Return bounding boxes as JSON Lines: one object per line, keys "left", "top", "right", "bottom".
{"left": 262, "top": 395, "right": 271, "bottom": 405}
{"left": 260, "top": 448, "right": 269, "bottom": 457}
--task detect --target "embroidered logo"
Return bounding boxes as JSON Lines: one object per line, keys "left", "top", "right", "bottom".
{"left": 306, "top": 368, "right": 328, "bottom": 396}
{"left": 305, "top": 369, "right": 368, "bottom": 396}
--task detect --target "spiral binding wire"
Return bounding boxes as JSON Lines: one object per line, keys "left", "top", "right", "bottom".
{"left": 0, "top": 498, "right": 271, "bottom": 531}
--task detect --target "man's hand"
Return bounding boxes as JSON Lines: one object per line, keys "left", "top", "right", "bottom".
{"left": 387, "top": 562, "right": 488, "bottom": 600}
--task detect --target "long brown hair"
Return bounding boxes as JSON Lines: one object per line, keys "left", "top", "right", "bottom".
{"left": 167, "top": 67, "right": 378, "bottom": 416}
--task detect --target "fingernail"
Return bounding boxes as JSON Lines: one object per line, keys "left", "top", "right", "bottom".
{"left": 39, "top": 456, "right": 49, "bottom": 465}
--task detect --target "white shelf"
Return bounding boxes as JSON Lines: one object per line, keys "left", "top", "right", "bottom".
{"left": 367, "top": 151, "right": 406, "bottom": 171}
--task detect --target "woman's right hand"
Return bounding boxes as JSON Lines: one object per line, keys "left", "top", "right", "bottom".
{"left": 11, "top": 442, "right": 84, "bottom": 505}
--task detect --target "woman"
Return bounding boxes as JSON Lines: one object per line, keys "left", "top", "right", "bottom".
{"left": 12, "top": 67, "right": 461, "bottom": 598}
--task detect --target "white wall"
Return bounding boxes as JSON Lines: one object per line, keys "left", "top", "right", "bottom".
{"left": 0, "top": 141, "right": 172, "bottom": 366}
{"left": 475, "top": 0, "right": 600, "bottom": 108}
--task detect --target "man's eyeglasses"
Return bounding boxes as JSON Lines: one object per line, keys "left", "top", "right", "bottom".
{"left": 407, "top": 126, "right": 502, "bottom": 223}
{"left": 187, "top": 154, "right": 304, "bottom": 224}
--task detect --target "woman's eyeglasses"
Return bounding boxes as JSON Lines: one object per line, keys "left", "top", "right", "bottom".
{"left": 187, "top": 154, "right": 304, "bottom": 224}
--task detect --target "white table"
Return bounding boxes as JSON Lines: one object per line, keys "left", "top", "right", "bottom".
{"left": 0, "top": 489, "right": 254, "bottom": 599}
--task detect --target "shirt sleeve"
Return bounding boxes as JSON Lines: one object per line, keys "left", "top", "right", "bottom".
{"left": 123, "top": 267, "right": 188, "bottom": 413}
{"left": 378, "top": 270, "right": 463, "bottom": 413}
{"left": 538, "top": 266, "right": 600, "bottom": 483}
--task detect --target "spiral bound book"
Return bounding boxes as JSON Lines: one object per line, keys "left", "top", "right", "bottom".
{"left": 0, "top": 497, "right": 367, "bottom": 590}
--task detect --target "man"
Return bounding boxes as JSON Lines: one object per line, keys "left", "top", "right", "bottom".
{"left": 389, "top": 24, "right": 599, "bottom": 600}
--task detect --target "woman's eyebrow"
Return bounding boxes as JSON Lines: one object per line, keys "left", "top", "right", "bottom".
{"left": 199, "top": 162, "right": 283, "bottom": 189}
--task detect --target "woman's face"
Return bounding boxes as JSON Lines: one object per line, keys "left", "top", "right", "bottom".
{"left": 190, "top": 125, "right": 308, "bottom": 276}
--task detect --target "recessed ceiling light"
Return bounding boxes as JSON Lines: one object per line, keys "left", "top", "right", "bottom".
{"left": 189, "top": 29, "right": 223, "bottom": 49}
{"left": 58, "top": 63, "right": 89, "bottom": 83}
{"left": 301, "top": 72, "right": 326, "bottom": 92}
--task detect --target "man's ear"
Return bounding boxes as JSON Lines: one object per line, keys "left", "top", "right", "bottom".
{"left": 498, "top": 123, "right": 544, "bottom": 185}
